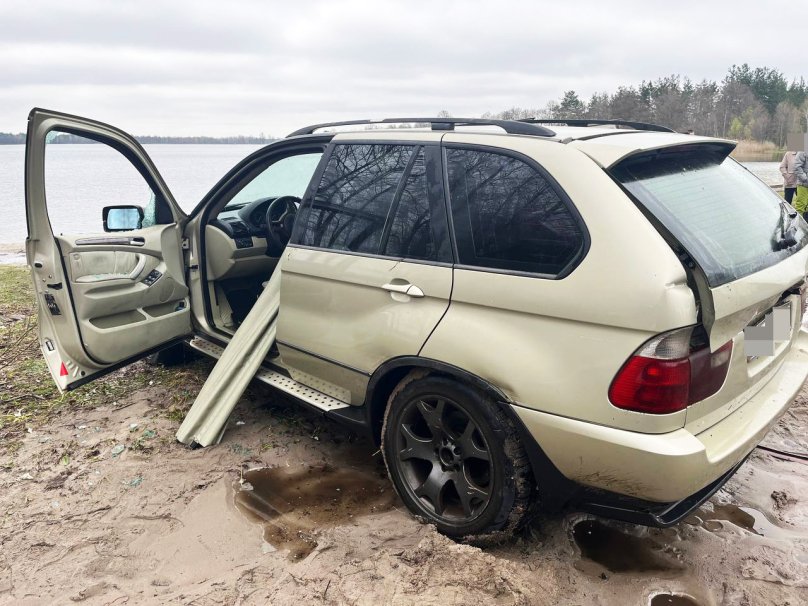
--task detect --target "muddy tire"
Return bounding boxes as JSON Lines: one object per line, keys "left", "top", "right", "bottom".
{"left": 381, "top": 373, "right": 533, "bottom": 538}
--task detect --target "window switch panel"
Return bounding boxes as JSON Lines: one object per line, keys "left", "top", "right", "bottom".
{"left": 141, "top": 269, "right": 162, "bottom": 286}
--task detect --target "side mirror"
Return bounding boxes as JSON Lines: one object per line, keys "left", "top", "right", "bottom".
{"left": 103, "top": 205, "right": 144, "bottom": 232}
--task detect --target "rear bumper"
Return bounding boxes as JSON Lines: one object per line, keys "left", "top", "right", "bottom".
{"left": 573, "top": 454, "right": 748, "bottom": 527}
{"left": 511, "top": 327, "right": 808, "bottom": 511}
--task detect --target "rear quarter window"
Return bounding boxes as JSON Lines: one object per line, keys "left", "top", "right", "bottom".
{"left": 612, "top": 150, "right": 808, "bottom": 287}
{"left": 445, "top": 147, "right": 586, "bottom": 277}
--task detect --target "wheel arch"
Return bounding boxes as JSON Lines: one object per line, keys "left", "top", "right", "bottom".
{"left": 365, "top": 356, "right": 509, "bottom": 444}
{"left": 364, "top": 356, "right": 578, "bottom": 511}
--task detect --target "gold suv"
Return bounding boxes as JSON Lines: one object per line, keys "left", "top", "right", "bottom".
{"left": 25, "top": 110, "right": 808, "bottom": 536}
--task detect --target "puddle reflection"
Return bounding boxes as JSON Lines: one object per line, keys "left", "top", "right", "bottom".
{"left": 235, "top": 464, "right": 397, "bottom": 560}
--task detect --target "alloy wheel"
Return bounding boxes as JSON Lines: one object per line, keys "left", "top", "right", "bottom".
{"left": 394, "top": 395, "right": 492, "bottom": 522}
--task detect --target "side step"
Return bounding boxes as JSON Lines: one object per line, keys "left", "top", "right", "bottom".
{"left": 188, "top": 337, "right": 349, "bottom": 412}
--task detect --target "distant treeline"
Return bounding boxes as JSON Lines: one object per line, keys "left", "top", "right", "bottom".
{"left": 0, "top": 133, "right": 25, "bottom": 144}
{"left": 478, "top": 64, "right": 808, "bottom": 147}
{"left": 4, "top": 64, "right": 805, "bottom": 147}
{"left": 0, "top": 132, "right": 277, "bottom": 145}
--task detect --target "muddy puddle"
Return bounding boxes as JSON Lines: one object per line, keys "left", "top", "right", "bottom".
{"left": 572, "top": 519, "right": 682, "bottom": 574}
{"left": 234, "top": 464, "right": 397, "bottom": 560}
{"left": 650, "top": 594, "right": 700, "bottom": 606}
{"left": 687, "top": 503, "right": 808, "bottom": 540}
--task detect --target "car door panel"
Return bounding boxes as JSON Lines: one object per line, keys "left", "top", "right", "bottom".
{"left": 276, "top": 136, "right": 453, "bottom": 405}
{"left": 277, "top": 247, "right": 452, "bottom": 404}
{"left": 56, "top": 226, "right": 190, "bottom": 364}
{"left": 25, "top": 108, "right": 192, "bottom": 390}
{"left": 70, "top": 250, "right": 147, "bottom": 283}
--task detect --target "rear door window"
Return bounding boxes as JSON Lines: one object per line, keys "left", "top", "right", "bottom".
{"left": 295, "top": 144, "right": 413, "bottom": 254}
{"left": 445, "top": 147, "right": 586, "bottom": 276}
{"left": 380, "top": 148, "right": 454, "bottom": 262}
{"left": 293, "top": 143, "right": 452, "bottom": 262}
{"left": 612, "top": 150, "right": 808, "bottom": 286}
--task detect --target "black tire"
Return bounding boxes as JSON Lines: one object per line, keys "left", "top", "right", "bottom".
{"left": 381, "top": 373, "right": 533, "bottom": 538}
{"left": 145, "top": 343, "right": 192, "bottom": 367}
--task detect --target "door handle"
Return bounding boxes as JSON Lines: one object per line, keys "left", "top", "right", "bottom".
{"left": 381, "top": 282, "right": 425, "bottom": 298}
{"left": 381, "top": 282, "right": 409, "bottom": 294}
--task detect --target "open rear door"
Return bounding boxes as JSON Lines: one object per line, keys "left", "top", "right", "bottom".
{"left": 605, "top": 139, "right": 808, "bottom": 429}
{"left": 25, "top": 108, "right": 193, "bottom": 391}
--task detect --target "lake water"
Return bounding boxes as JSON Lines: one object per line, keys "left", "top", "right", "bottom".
{"left": 741, "top": 161, "right": 783, "bottom": 188}
{"left": 0, "top": 143, "right": 784, "bottom": 253}
{"left": 0, "top": 144, "right": 263, "bottom": 245}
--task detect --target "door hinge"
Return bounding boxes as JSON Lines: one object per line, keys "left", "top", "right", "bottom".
{"left": 181, "top": 238, "right": 190, "bottom": 250}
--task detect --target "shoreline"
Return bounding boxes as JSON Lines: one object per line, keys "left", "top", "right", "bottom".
{"left": 0, "top": 243, "right": 26, "bottom": 265}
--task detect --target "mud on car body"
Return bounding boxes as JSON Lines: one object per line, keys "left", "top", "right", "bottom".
{"left": 25, "top": 111, "right": 808, "bottom": 536}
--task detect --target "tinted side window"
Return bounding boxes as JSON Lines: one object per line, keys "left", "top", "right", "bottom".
{"left": 446, "top": 148, "right": 584, "bottom": 275}
{"left": 296, "top": 144, "right": 413, "bottom": 253}
{"left": 381, "top": 149, "right": 437, "bottom": 261}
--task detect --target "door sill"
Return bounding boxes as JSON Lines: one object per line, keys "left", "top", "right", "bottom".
{"left": 188, "top": 337, "right": 350, "bottom": 412}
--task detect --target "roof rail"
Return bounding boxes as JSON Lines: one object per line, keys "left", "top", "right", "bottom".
{"left": 518, "top": 118, "right": 675, "bottom": 133}
{"left": 287, "top": 118, "right": 556, "bottom": 138}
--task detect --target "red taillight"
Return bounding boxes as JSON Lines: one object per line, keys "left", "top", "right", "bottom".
{"left": 59, "top": 362, "right": 68, "bottom": 377}
{"left": 609, "top": 356, "right": 691, "bottom": 413}
{"left": 609, "top": 327, "right": 733, "bottom": 414}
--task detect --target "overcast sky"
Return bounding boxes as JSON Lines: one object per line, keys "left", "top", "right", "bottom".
{"left": 1, "top": 0, "right": 805, "bottom": 137}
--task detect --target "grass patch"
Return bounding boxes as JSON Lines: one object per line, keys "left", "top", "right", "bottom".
{"left": 0, "top": 265, "right": 32, "bottom": 311}
{"left": 731, "top": 139, "right": 784, "bottom": 162}
{"left": 0, "top": 264, "right": 207, "bottom": 450}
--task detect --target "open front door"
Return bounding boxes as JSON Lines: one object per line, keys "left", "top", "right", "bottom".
{"left": 25, "top": 108, "right": 193, "bottom": 391}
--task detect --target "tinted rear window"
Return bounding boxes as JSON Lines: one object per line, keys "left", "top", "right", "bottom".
{"left": 446, "top": 148, "right": 585, "bottom": 276}
{"left": 612, "top": 151, "right": 808, "bottom": 286}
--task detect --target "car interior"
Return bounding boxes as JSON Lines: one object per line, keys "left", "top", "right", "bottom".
{"left": 200, "top": 150, "right": 324, "bottom": 334}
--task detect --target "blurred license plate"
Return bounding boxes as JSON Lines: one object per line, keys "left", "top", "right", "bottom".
{"left": 744, "top": 301, "right": 792, "bottom": 359}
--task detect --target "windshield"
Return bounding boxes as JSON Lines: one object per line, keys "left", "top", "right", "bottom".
{"left": 223, "top": 152, "right": 322, "bottom": 211}
{"left": 612, "top": 150, "right": 808, "bottom": 287}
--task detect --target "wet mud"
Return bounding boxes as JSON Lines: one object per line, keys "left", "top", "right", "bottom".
{"left": 234, "top": 463, "right": 397, "bottom": 559}
{"left": 572, "top": 519, "right": 682, "bottom": 573}
{"left": 688, "top": 503, "right": 808, "bottom": 540}
{"left": 1, "top": 374, "right": 806, "bottom": 604}
{"left": 650, "top": 594, "right": 700, "bottom": 606}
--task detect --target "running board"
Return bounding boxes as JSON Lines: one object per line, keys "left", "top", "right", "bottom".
{"left": 188, "top": 337, "right": 349, "bottom": 412}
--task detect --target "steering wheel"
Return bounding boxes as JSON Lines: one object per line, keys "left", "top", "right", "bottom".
{"left": 265, "top": 195, "right": 301, "bottom": 256}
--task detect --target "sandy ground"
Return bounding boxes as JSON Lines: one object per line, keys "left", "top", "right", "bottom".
{"left": 0, "top": 360, "right": 806, "bottom": 606}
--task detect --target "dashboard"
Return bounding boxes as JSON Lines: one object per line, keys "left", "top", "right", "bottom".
{"left": 210, "top": 196, "right": 277, "bottom": 250}
{"left": 205, "top": 197, "right": 280, "bottom": 281}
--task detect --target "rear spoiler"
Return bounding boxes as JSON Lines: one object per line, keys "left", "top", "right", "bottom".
{"left": 573, "top": 135, "right": 736, "bottom": 169}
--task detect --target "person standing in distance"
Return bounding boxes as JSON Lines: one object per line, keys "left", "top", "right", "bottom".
{"left": 780, "top": 149, "right": 799, "bottom": 204}
{"left": 793, "top": 149, "right": 808, "bottom": 220}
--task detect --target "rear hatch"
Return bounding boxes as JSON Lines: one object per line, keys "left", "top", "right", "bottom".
{"left": 586, "top": 137, "right": 808, "bottom": 430}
